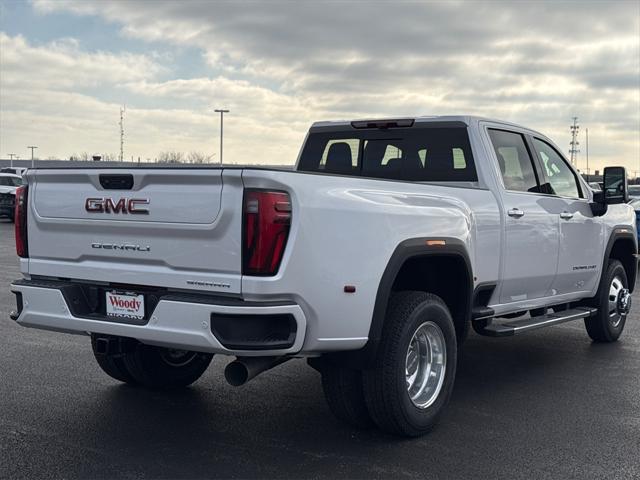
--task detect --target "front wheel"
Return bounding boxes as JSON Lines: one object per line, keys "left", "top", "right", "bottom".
{"left": 363, "top": 291, "right": 457, "bottom": 437}
{"left": 585, "top": 259, "right": 630, "bottom": 342}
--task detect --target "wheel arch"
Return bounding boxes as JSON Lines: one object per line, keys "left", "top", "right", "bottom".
{"left": 604, "top": 229, "right": 637, "bottom": 293}
{"left": 325, "top": 237, "right": 473, "bottom": 369}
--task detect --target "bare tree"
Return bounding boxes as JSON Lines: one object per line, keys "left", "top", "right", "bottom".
{"left": 101, "top": 153, "right": 118, "bottom": 162}
{"left": 69, "top": 152, "right": 90, "bottom": 161}
{"left": 157, "top": 151, "right": 184, "bottom": 163}
{"left": 186, "top": 151, "right": 215, "bottom": 164}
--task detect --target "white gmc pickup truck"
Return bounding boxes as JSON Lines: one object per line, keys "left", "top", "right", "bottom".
{"left": 10, "top": 116, "right": 637, "bottom": 436}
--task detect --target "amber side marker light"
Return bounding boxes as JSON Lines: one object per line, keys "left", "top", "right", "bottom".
{"left": 426, "top": 240, "right": 446, "bottom": 246}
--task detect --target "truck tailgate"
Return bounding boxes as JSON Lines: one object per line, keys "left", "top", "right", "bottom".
{"left": 25, "top": 169, "right": 243, "bottom": 294}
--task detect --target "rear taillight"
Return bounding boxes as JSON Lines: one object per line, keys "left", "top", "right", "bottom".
{"left": 243, "top": 190, "right": 291, "bottom": 276}
{"left": 15, "top": 185, "right": 28, "bottom": 258}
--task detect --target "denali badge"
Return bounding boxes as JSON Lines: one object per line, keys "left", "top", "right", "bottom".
{"left": 186, "top": 280, "right": 231, "bottom": 289}
{"left": 92, "top": 243, "right": 151, "bottom": 252}
{"left": 85, "top": 197, "right": 150, "bottom": 214}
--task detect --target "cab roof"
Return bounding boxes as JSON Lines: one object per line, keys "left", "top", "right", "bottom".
{"left": 311, "top": 115, "right": 538, "bottom": 133}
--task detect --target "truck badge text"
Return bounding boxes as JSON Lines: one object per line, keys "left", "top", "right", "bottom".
{"left": 92, "top": 243, "right": 151, "bottom": 252}
{"left": 85, "top": 198, "right": 150, "bottom": 214}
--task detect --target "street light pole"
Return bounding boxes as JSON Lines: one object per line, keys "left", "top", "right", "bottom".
{"left": 27, "top": 146, "right": 38, "bottom": 168}
{"left": 214, "top": 109, "right": 229, "bottom": 165}
{"left": 8, "top": 153, "right": 17, "bottom": 168}
{"left": 585, "top": 128, "right": 589, "bottom": 183}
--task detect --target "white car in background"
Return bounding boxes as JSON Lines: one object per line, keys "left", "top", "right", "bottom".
{"left": 0, "top": 172, "right": 22, "bottom": 193}
{"left": 0, "top": 173, "right": 22, "bottom": 221}
{"left": 0, "top": 167, "right": 28, "bottom": 176}
{"left": 627, "top": 184, "right": 640, "bottom": 200}
{"left": 0, "top": 173, "right": 22, "bottom": 222}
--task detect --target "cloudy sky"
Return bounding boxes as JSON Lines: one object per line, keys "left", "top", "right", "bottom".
{"left": 0, "top": 0, "right": 638, "bottom": 172}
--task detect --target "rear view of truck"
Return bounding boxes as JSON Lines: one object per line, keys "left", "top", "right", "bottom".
{"left": 11, "top": 167, "right": 309, "bottom": 386}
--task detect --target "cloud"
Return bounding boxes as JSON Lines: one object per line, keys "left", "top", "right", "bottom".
{"left": 31, "top": 1, "right": 639, "bottom": 90}
{"left": 0, "top": 33, "right": 163, "bottom": 90}
{"left": 0, "top": 33, "right": 311, "bottom": 161}
{"left": 4, "top": 0, "right": 640, "bottom": 169}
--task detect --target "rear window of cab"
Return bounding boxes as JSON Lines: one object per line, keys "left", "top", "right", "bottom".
{"left": 297, "top": 125, "right": 477, "bottom": 182}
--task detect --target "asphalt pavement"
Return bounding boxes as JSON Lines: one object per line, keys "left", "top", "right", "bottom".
{"left": 1, "top": 219, "right": 639, "bottom": 479}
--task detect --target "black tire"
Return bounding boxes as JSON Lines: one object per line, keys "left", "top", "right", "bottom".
{"left": 363, "top": 291, "right": 457, "bottom": 437}
{"left": 91, "top": 335, "right": 138, "bottom": 384}
{"left": 321, "top": 364, "right": 373, "bottom": 428}
{"left": 585, "top": 259, "right": 629, "bottom": 342}
{"left": 122, "top": 343, "right": 213, "bottom": 388}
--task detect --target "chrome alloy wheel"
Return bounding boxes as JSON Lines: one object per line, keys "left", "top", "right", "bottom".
{"left": 405, "top": 321, "right": 447, "bottom": 409}
{"left": 160, "top": 349, "right": 198, "bottom": 367}
{"left": 608, "top": 276, "right": 631, "bottom": 328}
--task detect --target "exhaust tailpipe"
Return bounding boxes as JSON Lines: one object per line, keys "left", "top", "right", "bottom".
{"left": 224, "top": 356, "right": 290, "bottom": 387}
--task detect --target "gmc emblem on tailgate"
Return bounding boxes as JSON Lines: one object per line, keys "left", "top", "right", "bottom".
{"left": 85, "top": 198, "right": 150, "bottom": 214}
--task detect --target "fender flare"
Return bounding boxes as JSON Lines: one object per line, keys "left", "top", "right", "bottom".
{"left": 326, "top": 237, "right": 473, "bottom": 369}
{"left": 601, "top": 228, "right": 638, "bottom": 293}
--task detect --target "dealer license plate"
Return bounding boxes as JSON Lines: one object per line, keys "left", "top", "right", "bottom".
{"left": 105, "top": 291, "right": 145, "bottom": 319}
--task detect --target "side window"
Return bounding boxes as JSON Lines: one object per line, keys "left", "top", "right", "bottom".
{"left": 362, "top": 140, "right": 404, "bottom": 177}
{"left": 452, "top": 148, "right": 466, "bottom": 169}
{"left": 380, "top": 144, "right": 402, "bottom": 165}
{"left": 488, "top": 129, "right": 539, "bottom": 193}
{"left": 319, "top": 139, "right": 359, "bottom": 169}
{"left": 533, "top": 138, "right": 582, "bottom": 198}
{"left": 416, "top": 147, "right": 467, "bottom": 170}
{"left": 417, "top": 149, "right": 427, "bottom": 166}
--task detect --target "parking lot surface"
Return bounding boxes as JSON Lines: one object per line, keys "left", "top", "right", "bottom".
{"left": 1, "top": 219, "right": 639, "bottom": 479}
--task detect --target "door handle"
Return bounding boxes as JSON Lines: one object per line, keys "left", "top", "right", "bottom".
{"left": 507, "top": 208, "right": 525, "bottom": 218}
{"left": 560, "top": 211, "right": 574, "bottom": 220}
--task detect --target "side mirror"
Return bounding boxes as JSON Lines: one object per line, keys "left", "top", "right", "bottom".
{"left": 603, "top": 166, "right": 628, "bottom": 205}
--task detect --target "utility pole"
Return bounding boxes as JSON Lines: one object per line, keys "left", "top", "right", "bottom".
{"left": 585, "top": 128, "right": 589, "bottom": 183}
{"left": 27, "top": 146, "right": 38, "bottom": 168}
{"left": 569, "top": 117, "right": 579, "bottom": 167}
{"left": 119, "top": 105, "right": 126, "bottom": 162}
{"left": 214, "top": 108, "right": 229, "bottom": 165}
{"left": 8, "top": 153, "right": 17, "bottom": 168}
